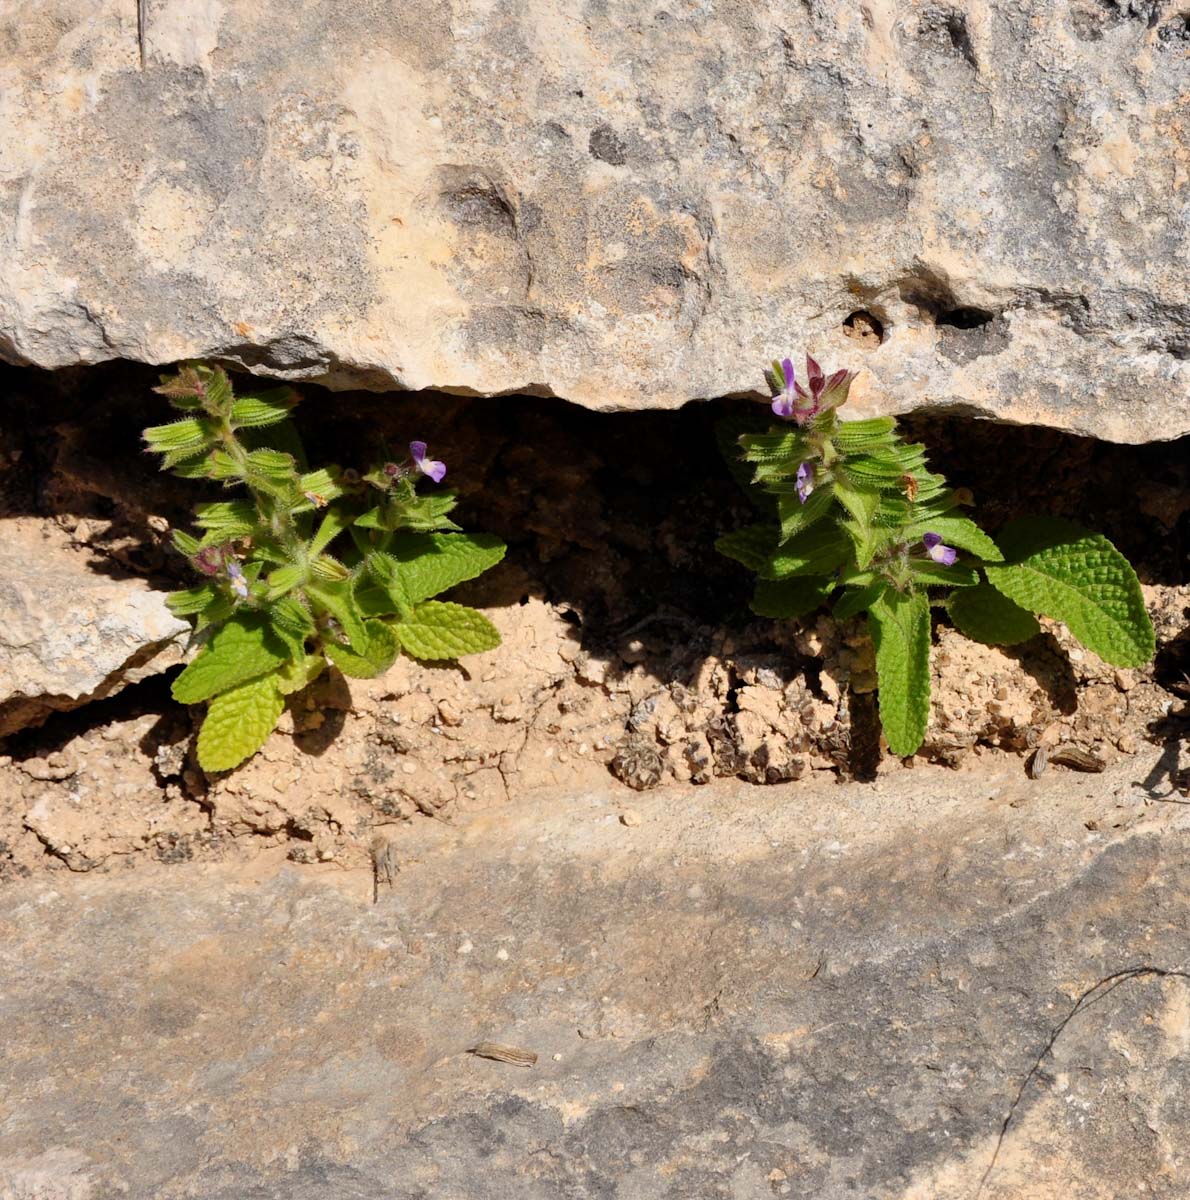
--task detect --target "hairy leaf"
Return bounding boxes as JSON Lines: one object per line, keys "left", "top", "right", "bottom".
{"left": 833, "top": 416, "right": 897, "bottom": 453}
{"left": 172, "top": 613, "right": 290, "bottom": 705}
{"left": 193, "top": 500, "right": 257, "bottom": 539}
{"left": 306, "top": 577, "right": 368, "bottom": 650}
{"left": 716, "top": 524, "right": 779, "bottom": 573}
{"left": 903, "top": 514, "right": 1003, "bottom": 562}
{"left": 386, "top": 532, "right": 507, "bottom": 605}
{"left": 396, "top": 602, "right": 501, "bottom": 660}
{"left": 166, "top": 582, "right": 221, "bottom": 617}
{"left": 778, "top": 484, "right": 835, "bottom": 542}
{"left": 833, "top": 581, "right": 886, "bottom": 621}
{"left": 909, "top": 559, "right": 980, "bottom": 588}
{"left": 763, "top": 523, "right": 850, "bottom": 579}
{"left": 869, "top": 590, "right": 932, "bottom": 757}
{"left": 750, "top": 576, "right": 834, "bottom": 618}
{"left": 984, "top": 518, "right": 1154, "bottom": 667}
{"left": 196, "top": 674, "right": 285, "bottom": 771}
{"left": 325, "top": 619, "right": 400, "bottom": 678}
{"left": 947, "top": 584, "right": 1041, "bottom": 646}
{"left": 229, "top": 388, "right": 299, "bottom": 429}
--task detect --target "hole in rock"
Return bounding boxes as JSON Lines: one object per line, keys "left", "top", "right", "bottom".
{"left": 935, "top": 306, "right": 994, "bottom": 330}
{"left": 842, "top": 311, "right": 885, "bottom": 347}
{"left": 0, "top": 360, "right": 1187, "bottom": 876}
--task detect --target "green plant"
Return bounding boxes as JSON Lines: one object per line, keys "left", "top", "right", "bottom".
{"left": 144, "top": 363, "right": 505, "bottom": 771}
{"left": 716, "top": 354, "right": 1155, "bottom": 757}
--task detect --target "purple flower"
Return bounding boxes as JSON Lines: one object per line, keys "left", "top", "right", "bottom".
{"left": 922, "top": 532, "right": 957, "bottom": 566}
{"left": 226, "top": 559, "right": 249, "bottom": 599}
{"left": 771, "top": 357, "right": 798, "bottom": 420}
{"left": 770, "top": 354, "right": 857, "bottom": 425}
{"left": 796, "top": 461, "right": 815, "bottom": 504}
{"left": 409, "top": 441, "right": 446, "bottom": 484}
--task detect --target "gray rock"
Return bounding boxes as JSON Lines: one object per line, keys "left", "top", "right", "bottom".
{"left": 1, "top": 1, "right": 1187, "bottom": 440}
{"left": 0, "top": 527, "right": 188, "bottom": 735}
{"left": 2, "top": 756, "right": 1188, "bottom": 1197}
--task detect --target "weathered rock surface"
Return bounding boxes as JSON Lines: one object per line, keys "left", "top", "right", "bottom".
{"left": 2, "top": 1, "right": 1188, "bottom": 440}
{"left": 0, "top": 523, "right": 188, "bottom": 734}
{"left": 2, "top": 755, "right": 1189, "bottom": 1197}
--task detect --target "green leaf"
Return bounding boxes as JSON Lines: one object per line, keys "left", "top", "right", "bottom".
{"left": 309, "top": 506, "right": 355, "bottom": 557}
{"left": 193, "top": 500, "right": 257, "bottom": 540}
{"left": 229, "top": 387, "right": 298, "bottom": 429}
{"left": 902, "top": 514, "right": 1003, "bottom": 562}
{"left": 833, "top": 582, "right": 886, "bottom": 621}
{"left": 172, "top": 613, "right": 290, "bottom": 704}
{"left": 166, "top": 582, "right": 221, "bottom": 617}
{"left": 195, "top": 674, "right": 285, "bottom": 772}
{"left": 947, "top": 584, "right": 1041, "bottom": 646}
{"left": 399, "top": 491, "right": 462, "bottom": 532}
{"left": 869, "top": 590, "right": 932, "bottom": 757}
{"left": 270, "top": 595, "right": 316, "bottom": 641}
{"left": 265, "top": 564, "right": 305, "bottom": 601}
{"left": 384, "top": 532, "right": 507, "bottom": 605}
{"left": 833, "top": 473, "right": 881, "bottom": 531}
{"left": 833, "top": 416, "right": 897, "bottom": 453}
{"left": 778, "top": 483, "right": 835, "bottom": 542}
{"left": 143, "top": 417, "right": 216, "bottom": 462}
{"left": 984, "top": 518, "right": 1154, "bottom": 667}
{"left": 396, "top": 602, "right": 501, "bottom": 660}
{"left": 750, "top": 576, "right": 834, "bottom": 619}
{"left": 715, "top": 414, "right": 776, "bottom": 511}
{"left": 275, "top": 654, "right": 325, "bottom": 696}
{"left": 306, "top": 577, "right": 369, "bottom": 650}
{"left": 293, "top": 467, "right": 345, "bottom": 510}
{"left": 716, "top": 524, "right": 778, "bottom": 573}
{"left": 909, "top": 559, "right": 980, "bottom": 588}
{"left": 324, "top": 619, "right": 400, "bottom": 678}
{"left": 763, "top": 522, "right": 850, "bottom": 579}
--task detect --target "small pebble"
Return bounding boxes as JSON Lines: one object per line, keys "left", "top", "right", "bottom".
{"left": 620, "top": 810, "right": 642, "bottom": 827}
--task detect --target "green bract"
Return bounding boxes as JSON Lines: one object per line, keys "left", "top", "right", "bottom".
{"left": 717, "top": 355, "right": 1154, "bottom": 758}
{"left": 146, "top": 363, "right": 505, "bottom": 772}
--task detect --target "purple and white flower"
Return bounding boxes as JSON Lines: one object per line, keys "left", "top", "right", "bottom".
{"left": 922, "top": 532, "right": 957, "bottom": 566}
{"left": 409, "top": 441, "right": 446, "bottom": 483}
{"left": 770, "top": 354, "right": 857, "bottom": 425}
{"left": 226, "top": 558, "right": 250, "bottom": 599}
{"left": 796, "top": 461, "right": 815, "bottom": 504}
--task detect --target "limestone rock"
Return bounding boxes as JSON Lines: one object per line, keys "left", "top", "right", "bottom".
{"left": 0, "top": 526, "right": 189, "bottom": 735}
{"left": 1, "top": 1, "right": 1187, "bottom": 441}
{"left": 1, "top": 756, "right": 1188, "bottom": 1196}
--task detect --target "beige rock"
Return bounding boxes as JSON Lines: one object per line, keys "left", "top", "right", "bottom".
{"left": 0, "top": 1, "right": 1186, "bottom": 440}
{"left": 0, "top": 525, "right": 189, "bottom": 734}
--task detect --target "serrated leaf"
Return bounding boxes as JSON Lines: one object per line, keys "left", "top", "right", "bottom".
{"left": 172, "top": 529, "right": 201, "bottom": 557}
{"left": 229, "top": 388, "right": 298, "bottom": 429}
{"left": 869, "top": 590, "right": 932, "bottom": 757}
{"left": 270, "top": 595, "right": 315, "bottom": 639}
{"left": 740, "top": 428, "right": 805, "bottom": 465}
{"left": 384, "top": 532, "right": 507, "bottom": 605}
{"left": 750, "top": 576, "right": 834, "bottom": 618}
{"left": 716, "top": 524, "right": 779, "bottom": 573}
{"left": 195, "top": 595, "right": 234, "bottom": 631}
{"left": 715, "top": 414, "right": 777, "bottom": 512}
{"left": 398, "top": 491, "right": 462, "bottom": 532}
{"left": 763, "top": 522, "right": 850, "bottom": 579}
{"left": 306, "top": 577, "right": 368, "bottom": 649}
{"left": 275, "top": 653, "right": 325, "bottom": 696}
{"left": 984, "top": 518, "right": 1154, "bottom": 667}
{"left": 194, "top": 500, "right": 257, "bottom": 539}
{"left": 195, "top": 674, "right": 285, "bottom": 772}
{"left": 947, "top": 584, "right": 1041, "bottom": 646}
{"left": 172, "top": 613, "right": 290, "bottom": 704}
{"left": 833, "top": 416, "right": 897, "bottom": 453}
{"left": 166, "top": 582, "right": 221, "bottom": 617}
{"left": 903, "top": 515, "right": 1003, "bottom": 562}
{"left": 396, "top": 602, "right": 501, "bottom": 660}
{"left": 324, "top": 619, "right": 400, "bottom": 678}
{"left": 909, "top": 559, "right": 980, "bottom": 588}
{"left": 143, "top": 416, "right": 215, "bottom": 455}
{"left": 778, "top": 483, "right": 835, "bottom": 542}
{"left": 265, "top": 564, "right": 305, "bottom": 601}
{"left": 833, "top": 473, "right": 881, "bottom": 531}
{"left": 293, "top": 467, "right": 345, "bottom": 510}
{"left": 833, "top": 582, "right": 886, "bottom": 621}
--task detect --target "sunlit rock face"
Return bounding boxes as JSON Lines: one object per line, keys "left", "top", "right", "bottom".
{"left": 1, "top": 0, "right": 1187, "bottom": 440}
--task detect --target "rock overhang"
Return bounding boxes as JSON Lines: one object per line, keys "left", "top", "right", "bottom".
{"left": 1, "top": 0, "right": 1187, "bottom": 442}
